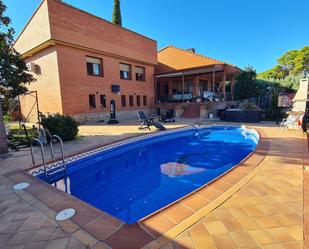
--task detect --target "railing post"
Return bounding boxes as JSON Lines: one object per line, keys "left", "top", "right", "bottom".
{"left": 22, "top": 124, "right": 35, "bottom": 166}
{"left": 45, "top": 129, "right": 54, "bottom": 159}
{"left": 52, "top": 135, "right": 66, "bottom": 173}
{"left": 33, "top": 138, "right": 47, "bottom": 179}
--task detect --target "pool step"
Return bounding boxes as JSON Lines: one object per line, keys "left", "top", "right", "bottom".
{"left": 181, "top": 103, "right": 201, "bottom": 118}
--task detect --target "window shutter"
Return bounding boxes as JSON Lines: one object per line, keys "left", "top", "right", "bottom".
{"left": 120, "top": 63, "right": 130, "bottom": 71}
{"left": 136, "top": 67, "right": 144, "bottom": 74}
{"left": 86, "top": 57, "right": 101, "bottom": 64}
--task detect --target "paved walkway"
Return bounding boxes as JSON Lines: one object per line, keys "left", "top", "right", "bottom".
{"left": 0, "top": 121, "right": 307, "bottom": 249}
{"left": 163, "top": 126, "right": 306, "bottom": 249}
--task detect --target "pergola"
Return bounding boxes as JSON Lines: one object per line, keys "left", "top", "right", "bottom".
{"left": 155, "top": 63, "right": 240, "bottom": 102}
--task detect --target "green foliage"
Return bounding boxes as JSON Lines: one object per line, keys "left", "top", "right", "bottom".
{"left": 265, "top": 87, "right": 280, "bottom": 120}
{"left": 234, "top": 67, "right": 259, "bottom": 100}
{"left": 240, "top": 103, "right": 260, "bottom": 111}
{"left": 3, "top": 114, "right": 10, "bottom": 123}
{"left": 0, "top": 0, "right": 35, "bottom": 153}
{"left": 8, "top": 126, "right": 37, "bottom": 150}
{"left": 41, "top": 114, "right": 79, "bottom": 141}
{"left": 0, "top": 0, "right": 35, "bottom": 98}
{"left": 112, "top": 0, "right": 122, "bottom": 26}
{"left": 257, "top": 74, "right": 300, "bottom": 91}
{"left": 258, "top": 46, "right": 309, "bottom": 89}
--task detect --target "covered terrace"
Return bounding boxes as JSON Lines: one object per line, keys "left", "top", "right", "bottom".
{"left": 155, "top": 46, "right": 241, "bottom": 104}
{"left": 155, "top": 63, "right": 240, "bottom": 103}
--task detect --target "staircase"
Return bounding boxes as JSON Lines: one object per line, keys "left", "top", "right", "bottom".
{"left": 181, "top": 103, "right": 201, "bottom": 118}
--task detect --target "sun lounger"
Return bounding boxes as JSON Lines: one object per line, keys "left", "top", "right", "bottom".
{"left": 138, "top": 111, "right": 155, "bottom": 130}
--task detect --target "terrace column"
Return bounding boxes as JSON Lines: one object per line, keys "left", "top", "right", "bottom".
{"left": 231, "top": 74, "right": 235, "bottom": 101}
{"left": 182, "top": 73, "right": 185, "bottom": 102}
{"left": 212, "top": 70, "right": 215, "bottom": 92}
{"left": 168, "top": 80, "right": 173, "bottom": 96}
{"left": 222, "top": 67, "right": 227, "bottom": 101}
{"left": 193, "top": 76, "right": 199, "bottom": 98}
{"left": 154, "top": 76, "right": 158, "bottom": 103}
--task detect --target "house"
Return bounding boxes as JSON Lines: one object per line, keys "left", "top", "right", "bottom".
{"left": 14, "top": 0, "right": 157, "bottom": 122}
{"left": 155, "top": 46, "right": 240, "bottom": 103}
{"left": 14, "top": 0, "right": 240, "bottom": 122}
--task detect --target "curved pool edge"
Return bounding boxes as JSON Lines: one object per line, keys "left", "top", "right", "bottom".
{"left": 136, "top": 126, "right": 261, "bottom": 224}
{"left": 5, "top": 125, "right": 269, "bottom": 249}
{"left": 140, "top": 127, "right": 270, "bottom": 248}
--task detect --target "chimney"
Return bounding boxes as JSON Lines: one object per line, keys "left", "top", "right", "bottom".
{"left": 186, "top": 48, "right": 196, "bottom": 53}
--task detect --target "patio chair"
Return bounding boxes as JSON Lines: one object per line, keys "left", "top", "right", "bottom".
{"left": 160, "top": 109, "right": 175, "bottom": 123}
{"left": 280, "top": 114, "right": 304, "bottom": 133}
{"left": 138, "top": 111, "right": 155, "bottom": 130}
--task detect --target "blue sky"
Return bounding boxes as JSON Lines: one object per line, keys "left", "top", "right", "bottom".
{"left": 3, "top": 0, "right": 309, "bottom": 73}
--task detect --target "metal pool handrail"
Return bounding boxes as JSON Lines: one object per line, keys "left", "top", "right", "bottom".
{"left": 52, "top": 135, "right": 67, "bottom": 174}
{"left": 45, "top": 129, "right": 54, "bottom": 160}
{"left": 33, "top": 138, "right": 48, "bottom": 179}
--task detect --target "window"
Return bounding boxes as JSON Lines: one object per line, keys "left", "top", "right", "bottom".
{"left": 121, "top": 95, "right": 126, "bottom": 107}
{"left": 120, "top": 63, "right": 131, "bottom": 80}
{"left": 86, "top": 57, "right": 103, "bottom": 76}
{"left": 100, "top": 95, "right": 106, "bottom": 108}
{"left": 143, "top": 95, "right": 147, "bottom": 106}
{"left": 129, "top": 95, "right": 134, "bottom": 106}
{"left": 136, "top": 95, "right": 141, "bottom": 106}
{"left": 89, "top": 94, "right": 96, "bottom": 108}
{"left": 135, "top": 66, "right": 145, "bottom": 81}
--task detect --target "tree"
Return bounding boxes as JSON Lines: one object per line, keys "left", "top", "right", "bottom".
{"left": 259, "top": 46, "right": 309, "bottom": 80}
{"left": 112, "top": 0, "right": 122, "bottom": 26}
{"left": 234, "top": 67, "right": 258, "bottom": 100}
{"left": 0, "top": 0, "right": 35, "bottom": 153}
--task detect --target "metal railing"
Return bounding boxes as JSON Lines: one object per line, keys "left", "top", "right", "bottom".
{"left": 32, "top": 138, "right": 48, "bottom": 179}
{"left": 30, "top": 128, "right": 67, "bottom": 182}
{"left": 52, "top": 135, "right": 67, "bottom": 174}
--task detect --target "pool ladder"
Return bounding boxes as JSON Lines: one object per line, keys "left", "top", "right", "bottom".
{"left": 31, "top": 129, "right": 67, "bottom": 183}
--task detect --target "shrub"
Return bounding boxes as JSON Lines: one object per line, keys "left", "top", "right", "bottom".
{"left": 3, "top": 114, "right": 11, "bottom": 123}
{"left": 41, "top": 114, "right": 79, "bottom": 141}
{"left": 234, "top": 67, "right": 259, "bottom": 100}
{"left": 240, "top": 103, "right": 261, "bottom": 111}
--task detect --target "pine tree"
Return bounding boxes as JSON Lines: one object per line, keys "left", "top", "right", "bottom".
{"left": 112, "top": 0, "right": 122, "bottom": 26}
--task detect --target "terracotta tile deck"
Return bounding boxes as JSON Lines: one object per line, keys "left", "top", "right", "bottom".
{"left": 0, "top": 121, "right": 307, "bottom": 249}
{"left": 163, "top": 126, "right": 306, "bottom": 249}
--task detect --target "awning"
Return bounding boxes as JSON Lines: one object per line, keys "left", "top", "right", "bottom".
{"left": 155, "top": 64, "right": 224, "bottom": 78}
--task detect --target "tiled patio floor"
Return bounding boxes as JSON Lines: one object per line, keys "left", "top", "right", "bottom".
{"left": 163, "top": 126, "right": 306, "bottom": 249}
{"left": 0, "top": 120, "right": 307, "bottom": 249}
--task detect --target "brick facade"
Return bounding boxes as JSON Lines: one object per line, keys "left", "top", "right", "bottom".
{"left": 14, "top": 0, "right": 157, "bottom": 122}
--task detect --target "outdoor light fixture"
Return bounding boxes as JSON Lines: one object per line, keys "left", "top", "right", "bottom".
{"left": 55, "top": 208, "right": 76, "bottom": 221}
{"left": 13, "top": 182, "right": 29, "bottom": 190}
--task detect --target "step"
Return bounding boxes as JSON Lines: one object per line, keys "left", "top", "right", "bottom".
{"left": 181, "top": 103, "right": 201, "bottom": 118}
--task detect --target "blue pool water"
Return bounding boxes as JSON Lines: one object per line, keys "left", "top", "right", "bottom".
{"left": 37, "top": 126, "right": 258, "bottom": 224}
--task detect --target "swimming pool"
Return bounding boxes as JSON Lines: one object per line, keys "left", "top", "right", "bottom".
{"left": 34, "top": 125, "right": 259, "bottom": 224}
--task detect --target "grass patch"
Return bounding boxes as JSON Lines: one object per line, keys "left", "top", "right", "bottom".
{"left": 8, "top": 125, "right": 37, "bottom": 150}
